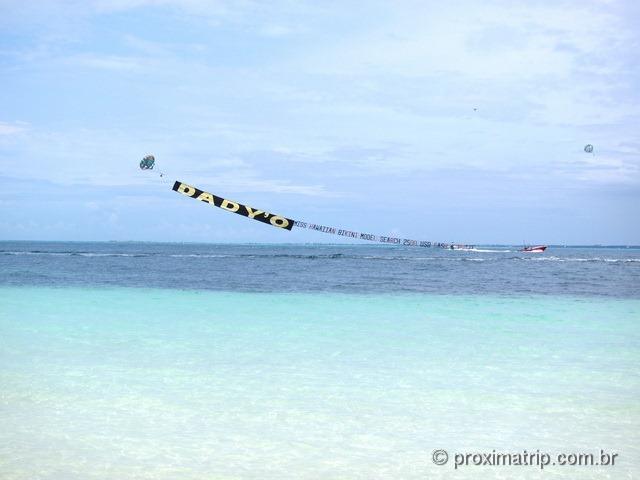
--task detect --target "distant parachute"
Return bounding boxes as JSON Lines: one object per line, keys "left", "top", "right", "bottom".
{"left": 139, "top": 155, "right": 155, "bottom": 170}
{"left": 584, "top": 144, "right": 594, "bottom": 153}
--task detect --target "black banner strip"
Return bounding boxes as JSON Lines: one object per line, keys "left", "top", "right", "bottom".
{"left": 172, "top": 181, "right": 294, "bottom": 231}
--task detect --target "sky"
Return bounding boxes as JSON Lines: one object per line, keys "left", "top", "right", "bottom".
{"left": 0, "top": 0, "right": 638, "bottom": 244}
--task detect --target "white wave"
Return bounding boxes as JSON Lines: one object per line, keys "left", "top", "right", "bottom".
{"left": 76, "top": 253, "right": 146, "bottom": 257}
{"left": 168, "top": 254, "right": 232, "bottom": 258}
{"left": 520, "top": 256, "right": 640, "bottom": 263}
{"left": 0, "top": 251, "right": 148, "bottom": 257}
{"left": 467, "top": 248, "right": 511, "bottom": 252}
{"left": 3, "top": 250, "right": 637, "bottom": 263}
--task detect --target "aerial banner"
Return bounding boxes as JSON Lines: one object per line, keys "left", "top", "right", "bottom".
{"left": 171, "top": 180, "right": 469, "bottom": 248}
{"left": 172, "top": 181, "right": 294, "bottom": 231}
{"left": 143, "top": 156, "right": 472, "bottom": 248}
{"left": 292, "top": 221, "right": 437, "bottom": 247}
{"left": 166, "top": 176, "right": 471, "bottom": 249}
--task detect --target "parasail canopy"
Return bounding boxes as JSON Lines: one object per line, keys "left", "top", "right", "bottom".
{"left": 139, "top": 155, "right": 155, "bottom": 170}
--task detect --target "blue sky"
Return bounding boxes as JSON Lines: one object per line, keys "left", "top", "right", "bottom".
{"left": 1, "top": 0, "right": 638, "bottom": 244}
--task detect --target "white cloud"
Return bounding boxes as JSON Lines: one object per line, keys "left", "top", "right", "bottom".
{"left": 0, "top": 124, "right": 338, "bottom": 196}
{"left": 302, "top": 2, "right": 624, "bottom": 79}
{"left": 0, "top": 121, "right": 28, "bottom": 135}
{"left": 1, "top": 0, "right": 638, "bottom": 213}
{"left": 193, "top": 175, "right": 333, "bottom": 197}
{"left": 68, "top": 53, "right": 151, "bottom": 71}
{"left": 259, "top": 24, "right": 296, "bottom": 37}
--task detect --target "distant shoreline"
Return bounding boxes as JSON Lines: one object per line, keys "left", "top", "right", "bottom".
{"left": 1, "top": 240, "right": 639, "bottom": 249}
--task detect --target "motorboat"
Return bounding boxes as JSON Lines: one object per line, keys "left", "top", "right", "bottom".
{"left": 520, "top": 245, "right": 547, "bottom": 253}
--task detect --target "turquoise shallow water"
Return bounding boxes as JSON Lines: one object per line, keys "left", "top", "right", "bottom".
{"left": 1, "top": 286, "right": 639, "bottom": 479}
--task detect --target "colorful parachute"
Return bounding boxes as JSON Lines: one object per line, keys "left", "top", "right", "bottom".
{"left": 139, "top": 155, "right": 155, "bottom": 170}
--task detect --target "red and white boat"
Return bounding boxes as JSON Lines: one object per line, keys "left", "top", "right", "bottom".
{"left": 520, "top": 245, "right": 547, "bottom": 253}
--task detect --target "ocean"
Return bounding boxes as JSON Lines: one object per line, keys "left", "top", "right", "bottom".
{"left": 1, "top": 242, "right": 639, "bottom": 479}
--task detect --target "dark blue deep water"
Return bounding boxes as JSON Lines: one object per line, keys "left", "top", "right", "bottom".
{"left": 1, "top": 242, "right": 638, "bottom": 297}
